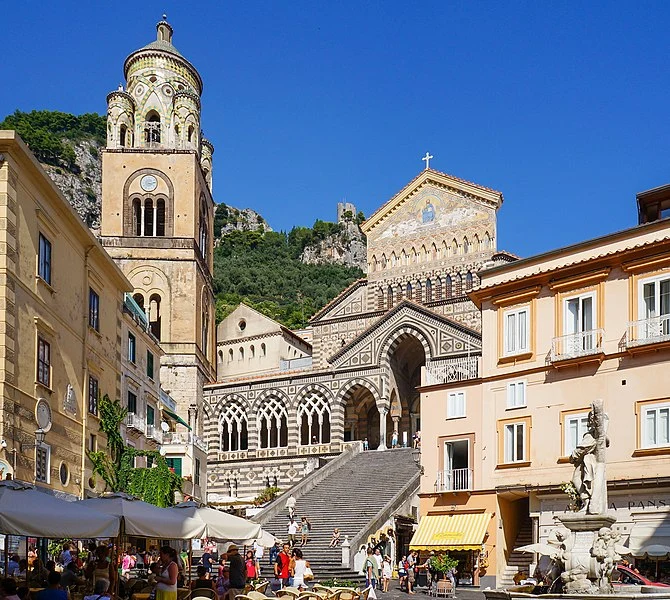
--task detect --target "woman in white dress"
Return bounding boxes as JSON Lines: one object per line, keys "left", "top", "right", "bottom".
{"left": 290, "top": 548, "right": 310, "bottom": 591}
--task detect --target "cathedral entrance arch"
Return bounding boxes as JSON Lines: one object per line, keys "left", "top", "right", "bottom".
{"left": 339, "top": 379, "right": 387, "bottom": 448}
{"left": 381, "top": 328, "right": 429, "bottom": 446}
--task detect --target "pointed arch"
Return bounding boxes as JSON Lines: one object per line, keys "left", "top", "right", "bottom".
{"left": 425, "top": 279, "right": 433, "bottom": 302}
{"left": 453, "top": 273, "right": 462, "bottom": 296}
{"left": 391, "top": 251, "right": 397, "bottom": 267}
{"left": 445, "top": 274, "right": 453, "bottom": 298}
{"left": 474, "top": 233, "right": 480, "bottom": 251}
{"left": 406, "top": 281, "right": 413, "bottom": 301}
{"left": 463, "top": 236, "right": 470, "bottom": 253}
{"left": 465, "top": 271, "right": 474, "bottom": 290}
{"left": 401, "top": 249, "right": 408, "bottom": 266}
{"left": 420, "top": 245, "right": 427, "bottom": 263}
{"left": 451, "top": 238, "right": 458, "bottom": 256}
{"left": 257, "top": 395, "right": 289, "bottom": 449}
{"left": 218, "top": 399, "right": 249, "bottom": 452}
{"left": 431, "top": 243, "right": 438, "bottom": 261}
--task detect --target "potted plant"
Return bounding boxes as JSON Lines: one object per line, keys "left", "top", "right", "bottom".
{"left": 429, "top": 553, "right": 459, "bottom": 580}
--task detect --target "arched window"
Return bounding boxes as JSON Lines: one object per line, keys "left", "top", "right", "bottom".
{"left": 250, "top": 345, "right": 255, "bottom": 359}
{"left": 133, "top": 293, "right": 145, "bottom": 312}
{"left": 228, "top": 349, "right": 233, "bottom": 363}
{"left": 445, "top": 275, "right": 453, "bottom": 299}
{"left": 411, "top": 248, "right": 418, "bottom": 263}
{"left": 431, "top": 243, "right": 438, "bottom": 261}
{"left": 377, "top": 287, "right": 384, "bottom": 309}
{"left": 436, "top": 277, "right": 443, "bottom": 300}
{"left": 387, "top": 285, "right": 394, "bottom": 309}
{"left": 426, "top": 279, "right": 433, "bottom": 302}
{"left": 132, "top": 198, "right": 142, "bottom": 235}
{"left": 239, "top": 347, "right": 244, "bottom": 361}
{"left": 259, "top": 397, "right": 288, "bottom": 448}
{"left": 415, "top": 281, "right": 422, "bottom": 303}
{"left": 144, "top": 111, "right": 161, "bottom": 145}
{"left": 401, "top": 250, "right": 407, "bottom": 266}
{"left": 188, "top": 125, "right": 194, "bottom": 144}
{"left": 202, "top": 306, "right": 209, "bottom": 356}
{"left": 298, "top": 393, "right": 331, "bottom": 445}
{"left": 199, "top": 197, "right": 208, "bottom": 256}
{"left": 484, "top": 232, "right": 492, "bottom": 249}
{"left": 474, "top": 234, "right": 480, "bottom": 252}
{"left": 371, "top": 256, "right": 377, "bottom": 272}
{"left": 261, "top": 343, "right": 267, "bottom": 357}
{"left": 220, "top": 401, "right": 248, "bottom": 452}
{"left": 453, "top": 273, "right": 462, "bottom": 296}
{"left": 406, "top": 282, "right": 413, "bottom": 300}
{"left": 143, "top": 198, "right": 154, "bottom": 236}
{"left": 381, "top": 254, "right": 387, "bottom": 269}
{"left": 451, "top": 239, "right": 458, "bottom": 256}
{"left": 156, "top": 199, "right": 166, "bottom": 236}
{"left": 174, "top": 124, "right": 180, "bottom": 146}
{"left": 421, "top": 245, "right": 427, "bottom": 263}
{"left": 465, "top": 271, "right": 473, "bottom": 290}
{"left": 149, "top": 294, "right": 161, "bottom": 340}
{"left": 463, "top": 237, "right": 470, "bottom": 253}
{"left": 120, "top": 124, "right": 127, "bottom": 148}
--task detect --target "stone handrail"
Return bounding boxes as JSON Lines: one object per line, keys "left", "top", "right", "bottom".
{"left": 345, "top": 469, "right": 421, "bottom": 568}
{"left": 252, "top": 441, "right": 363, "bottom": 526}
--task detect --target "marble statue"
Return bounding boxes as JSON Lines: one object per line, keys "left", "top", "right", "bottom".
{"left": 591, "top": 526, "right": 622, "bottom": 592}
{"left": 569, "top": 399, "right": 609, "bottom": 515}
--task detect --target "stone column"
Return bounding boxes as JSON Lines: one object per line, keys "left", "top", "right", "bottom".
{"left": 392, "top": 416, "right": 399, "bottom": 434}
{"left": 377, "top": 406, "right": 388, "bottom": 451}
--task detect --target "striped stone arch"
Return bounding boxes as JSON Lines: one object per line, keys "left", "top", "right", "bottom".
{"left": 377, "top": 324, "right": 434, "bottom": 369}
{"left": 214, "top": 392, "right": 251, "bottom": 415}
{"left": 292, "top": 382, "right": 334, "bottom": 410}
{"left": 251, "top": 387, "right": 291, "bottom": 412}
{"left": 335, "top": 377, "right": 380, "bottom": 405}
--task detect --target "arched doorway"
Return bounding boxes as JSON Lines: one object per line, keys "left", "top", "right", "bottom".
{"left": 342, "top": 383, "right": 389, "bottom": 448}
{"left": 386, "top": 332, "right": 427, "bottom": 446}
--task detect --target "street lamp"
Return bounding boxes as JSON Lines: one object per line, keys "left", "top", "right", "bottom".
{"left": 20, "top": 429, "right": 47, "bottom": 451}
{"left": 412, "top": 446, "right": 424, "bottom": 475}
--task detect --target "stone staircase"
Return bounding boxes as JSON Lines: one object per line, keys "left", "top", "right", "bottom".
{"left": 258, "top": 448, "right": 420, "bottom": 582}
{"left": 499, "top": 517, "right": 533, "bottom": 588}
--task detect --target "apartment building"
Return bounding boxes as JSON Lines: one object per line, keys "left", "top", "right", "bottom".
{"left": 417, "top": 185, "right": 670, "bottom": 588}
{"left": 0, "top": 131, "right": 131, "bottom": 498}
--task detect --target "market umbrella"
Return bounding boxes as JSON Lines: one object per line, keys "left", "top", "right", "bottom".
{"left": 79, "top": 493, "right": 205, "bottom": 539}
{"left": 0, "top": 480, "right": 119, "bottom": 538}
{"left": 631, "top": 545, "right": 670, "bottom": 581}
{"left": 169, "top": 500, "right": 261, "bottom": 542}
{"left": 242, "top": 528, "right": 279, "bottom": 547}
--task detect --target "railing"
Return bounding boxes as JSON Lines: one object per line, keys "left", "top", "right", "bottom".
{"left": 140, "top": 122, "right": 162, "bottom": 148}
{"left": 146, "top": 424, "right": 162, "bottom": 443}
{"left": 125, "top": 412, "right": 145, "bottom": 432}
{"left": 424, "top": 356, "right": 480, "bottom": 385}
{"left": 162, "top": 431, "right": 208, "bottom": 452}
{"left": 627, "top": 315, "right": 670, "bottom": 347}
{"left": 159, "top": 388, "right": 177, "bottom": 411}
{"left": 551, "top": 329, "right": 604, "bottom": 362}
{"left": 436, "top": 468, "right": 473, "bottom": 492}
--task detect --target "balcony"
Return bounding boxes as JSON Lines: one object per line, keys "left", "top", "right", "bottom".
{"left": 626, "top": 315, "right": 670, "bottom": 349}
{"left": 551, "top": 329, "right": 604, "bottom": 364}
{"left": 146, "top": 424, "right": 162, "bottom": 443}
{"left": 125, "top": 412, "right": 145, "bottom": 432}
{"left": 436, "top": 468, "right": 473, "bottom": 492}
{"left": 424, "top": 356, "right": 480, "bottom": 386}
{"left": 162, "top": 431, "right": 208, "bottom": 452}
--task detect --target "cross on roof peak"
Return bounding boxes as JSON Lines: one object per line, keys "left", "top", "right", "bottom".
{"left": 422, "top": 152, "right": 434, "bottom": 170}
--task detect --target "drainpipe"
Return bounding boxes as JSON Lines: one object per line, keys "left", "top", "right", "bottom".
{"left": 81, "top": 245, "right": 94, "bottom": 499}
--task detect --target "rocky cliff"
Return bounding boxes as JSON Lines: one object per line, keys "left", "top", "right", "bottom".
{"left": 300, "top": 219, "right": 367, "bottom": 270}
{"left": 213, "top": 203, "right": 272, "bottom": 238}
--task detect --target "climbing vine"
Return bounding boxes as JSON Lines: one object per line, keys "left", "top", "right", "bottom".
{"left": 87, "top": 394, "right": 182, "bottom": 507}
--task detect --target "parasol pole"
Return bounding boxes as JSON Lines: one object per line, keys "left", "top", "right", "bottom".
{"left": 188, "top": 539, "right": 193, "bottom": 585}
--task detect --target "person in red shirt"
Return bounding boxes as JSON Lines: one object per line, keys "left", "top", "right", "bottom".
{"left": 274, "top": 544, "right": 291, "bottom": 588}
{"left": 244, "top": 551, "right": 256, "bottom": 582}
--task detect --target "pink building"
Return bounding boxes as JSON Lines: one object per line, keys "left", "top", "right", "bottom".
{"left": 417, "top": 184, "right": 670, "bottom": 588}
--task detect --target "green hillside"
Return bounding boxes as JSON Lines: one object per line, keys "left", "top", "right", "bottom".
{"left": 214, "top": 227, "right": 364, "bottom": 329}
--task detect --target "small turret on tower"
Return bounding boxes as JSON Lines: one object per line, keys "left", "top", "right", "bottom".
{"left": 156, "top": 15, "right": 173, "bottom": 43}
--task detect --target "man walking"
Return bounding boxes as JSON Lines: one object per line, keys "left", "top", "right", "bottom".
{"left": 287, "top": 519, "right": 299, "bottom": 547}
{"left": 226, "top": 545, "right": 245, "bottom": 600}
{"left": 286, "top": 495, "right": 296, "bottom": 519}
{"left": 274, "top": 543, "right": 291, "bottom": 589}
{"left": 364, "top": 547, "right": 379, "bottom": 590}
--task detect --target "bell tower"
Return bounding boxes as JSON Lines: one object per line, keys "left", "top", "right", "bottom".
{"left": 100, "top": 17, "right": 216, "bottom": 427}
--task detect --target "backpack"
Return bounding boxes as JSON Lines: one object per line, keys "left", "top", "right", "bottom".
{"left": 307, "top": 520, "right": 312, "bottom": 531}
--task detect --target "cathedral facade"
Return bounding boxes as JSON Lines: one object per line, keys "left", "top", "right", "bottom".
{"left": 203, "top": 169, "right": 515, "bottom": 502}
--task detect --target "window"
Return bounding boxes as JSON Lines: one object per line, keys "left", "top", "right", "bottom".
{"left": 88, "top": 375, "right": 99, "bottom": 416}
{"left": 128, "top": 333, "right": 136, "bottom": 363}
{"left": 38, "top": 233, "right": 52, "bottom": 285}
{"left": 565, "top": 413, "right": 589, "bottom": 455}
{"left": 146, "top": 405, "right": 155, "bottom": 427}
{"left": 166, "top": 457, "right": 182, "bottom": 477}
{"left": 504, "top": 307, "right": 529, "bottom": 355}
{"left": 504, "top": 422, "right": 526, "bottom": 463}
{"left": 127, "top": 390, "right": 137, "bottom": 414}
{"left": 194, "top": 458, "right": 201, "bottom": 486}
{"left": 228, "top": 349, "right": 233, "bottom": 363}
{"left": 643, "top": 404, "right": 670, "bottom": 448}
{"left": 88, "top": 288, "right": 100, "bottom": 331}
{"left": 426, "top": 279, "right": 433, "bottom": 302}
{"left": 506, "top": 381, "right": 526, "bottom": 408}
{"left": 37, "top": 337, "right": 51, "bottom": 387}
{"left": 447, "top": 392, "right": 466, "bottom": 418}
{"left": 298, "top": 393, "right": 331, "bottom": 445}
{"left": 259, "top": 396, "right": 289, "bottom": 449}
{"left": 89, "top": 434, "right": 97, "bottom": 452}
{"left": 220, "top": 401, "right": 249, "bottom": 452}
{"left": 35, "top": 444, "right": 50, "bottom": 483}
{"left": 639, "top": 275, "right": 670, "bottom": 338}
{"left": 147, "top": 351, "right": 154, "bottom": 379}
{"left": 59, "top": 462, "right": 69, "bottom": 486}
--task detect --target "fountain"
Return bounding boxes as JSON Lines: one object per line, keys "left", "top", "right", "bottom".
{"left": 484, "top": 399, "right": 670, "bottom": 600}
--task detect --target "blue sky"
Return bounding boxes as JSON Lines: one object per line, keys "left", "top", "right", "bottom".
{"left": 2, "top": 1, "right": 670, "bottom": 258}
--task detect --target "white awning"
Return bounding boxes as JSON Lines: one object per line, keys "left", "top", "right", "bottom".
{"left": 628, "top": 519, "right": 670, "bottom": 555}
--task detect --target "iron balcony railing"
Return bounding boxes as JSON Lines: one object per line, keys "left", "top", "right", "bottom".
{"left": 125, "top": 412, "right": 145, "bottom": 432}
{"left": 436, "top": 468, "right": 473, "bottom": 492}
{"left": 626, "top": 315, "right": 670, "bottom": 348}
{"left": 162, "top": 431, "right": 208, "bottom": 452}
{"left": 424, "top": 356, "right": 480, "bottom": 385}
{"left": 146, "top": 424, "right": 162, "bottom": 443}
{"left": 551, "top": 329, "right": 604, "bottom": 362}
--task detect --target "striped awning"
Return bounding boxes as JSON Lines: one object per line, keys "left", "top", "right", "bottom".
{"left": 410, "top": 512, "right": 491, "bottom": 551}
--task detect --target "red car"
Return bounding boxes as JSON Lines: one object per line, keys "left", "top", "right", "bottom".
{"left": 612, "top": 565, "right": 670, "bottom": 587}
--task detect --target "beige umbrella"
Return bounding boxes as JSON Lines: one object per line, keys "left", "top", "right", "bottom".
{"left": 169, "top": 500, "right": 262, "bottom": 542}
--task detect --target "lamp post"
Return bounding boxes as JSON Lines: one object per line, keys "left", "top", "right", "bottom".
{"left": 412, "top": 446, "right": 424, "bottom": 475}
{"left": 20, "top": 429, "right": 47, "bottom": 451}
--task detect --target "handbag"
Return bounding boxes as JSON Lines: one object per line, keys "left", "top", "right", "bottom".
{"left": 304, "top": 567, "right": 314, "bottom": 581}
